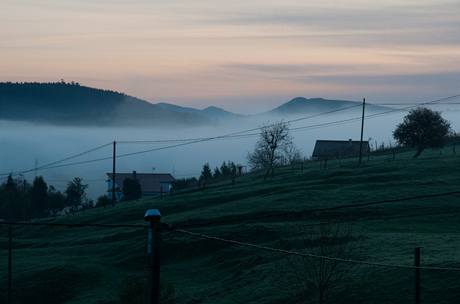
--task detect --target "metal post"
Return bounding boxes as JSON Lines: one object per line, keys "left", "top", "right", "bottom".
{"left": 145, "top": 209, "right": 161, "bottom": 304}
{"left": 415, "top": 247, "right": 421, "bottom": 304}
{"left": 151, "top": 221, "right": 160, "bottom": 304}
{"left": 112, "top": 141, "right": 116, "bottom": 206}
{"left": 7, "top": 224, "right": 12, "bottom": 304}
{"left": 359, "top": 98, "right": 366, "bottom": 165}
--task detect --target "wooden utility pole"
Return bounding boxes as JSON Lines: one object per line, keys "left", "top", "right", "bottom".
{"left": 359, "top": 98, "right": 366, "bottom": 165}
{"left": 414, "top": 247, "right": 421, "bottom": 304}
{"left": 34, "top": 158, "right": 38, "bottom": 178}
{"left": 112, "top": 141, "right": 116, "bottom": 206}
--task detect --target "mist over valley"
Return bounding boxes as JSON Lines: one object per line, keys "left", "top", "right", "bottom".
{"left": 2, "top": 84, "right": 459, "bottom": 198}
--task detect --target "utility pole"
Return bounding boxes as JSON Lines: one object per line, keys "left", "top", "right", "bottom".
{"left": 34, "top": 158, "right": 38, "bottom": 178}
{"left": 359, "top": 98, "right": 366, "bottom": 165}
{"left": 414, "top": 247, "right": 421, "bottom": 304}
{"left": 112, "top": 141, "right": 116, "bottom": 206}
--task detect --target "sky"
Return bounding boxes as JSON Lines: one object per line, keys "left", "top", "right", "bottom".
{"left": 1, "top": 0, "right": 460, "bottom": 112}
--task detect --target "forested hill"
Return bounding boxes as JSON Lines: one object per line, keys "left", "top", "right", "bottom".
{"left": 0, "top": 82, "right": 391, "bottom": 127}
{"left": 0, "top": 82, "right": 212, "bottom": 126}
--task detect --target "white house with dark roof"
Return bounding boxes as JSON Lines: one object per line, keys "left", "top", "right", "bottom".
{"left": 106, "top": 171, "right": 175, "bottom": 201}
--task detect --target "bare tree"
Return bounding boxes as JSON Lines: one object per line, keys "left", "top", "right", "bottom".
{"left": 287, "top": 223, "right": 357, "bottom": 304}
{"left": 282, "top": 143, "right": 303, "bottom": 166}
{"left": 248, "top": 121, "right": 296, "bottom": 179}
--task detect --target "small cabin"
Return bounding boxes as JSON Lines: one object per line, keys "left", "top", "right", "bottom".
{"left": 312, "top": 139, "right": 370, "bottom": 159}
{"left": 106, "top": 171, "right": 175, "bottom": 201}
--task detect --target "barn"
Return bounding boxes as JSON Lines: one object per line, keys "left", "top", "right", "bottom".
{"left": 312, "top": 139, "right": 370, "bottom": 159}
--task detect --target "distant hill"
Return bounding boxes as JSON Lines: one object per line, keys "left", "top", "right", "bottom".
{"left": 156, "top": 102, "right": 243, "bottom": 121}
{"left": 0, "top": 82, "right": 214, "bottom": 127}
{"left": 268, "top": 97, "right": 388, "bottom": 115}
{"left": 0, "top": 83, "right": 391, "bottom": 127}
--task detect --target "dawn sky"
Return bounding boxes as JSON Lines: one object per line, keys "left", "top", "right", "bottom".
{"left": 2, "top": 0, "right": 459, "bottom": 112}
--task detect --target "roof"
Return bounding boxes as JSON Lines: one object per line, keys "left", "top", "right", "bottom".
{"left": 312, "top": 140, "right": 369, "bottom": 158}
{"left": 106, "top": 172, "right": 175, "bottom": 193}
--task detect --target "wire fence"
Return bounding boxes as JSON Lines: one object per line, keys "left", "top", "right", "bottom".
{"left": 2, "top": 216, "right": 460, "bottom": 304}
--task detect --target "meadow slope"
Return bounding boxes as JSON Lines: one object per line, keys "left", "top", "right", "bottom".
{"left": 1, "top": 147, "right": 460, "bottom": 304}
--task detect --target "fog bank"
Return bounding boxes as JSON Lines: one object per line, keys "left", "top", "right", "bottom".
{"left": 1, "top": 106, "right": 458, "bottom": 199}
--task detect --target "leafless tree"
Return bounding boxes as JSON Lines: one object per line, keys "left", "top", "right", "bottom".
{"left": 248, "top": 121, "right": 296, "bottom": 179}
{"left": 282, "top": 143, "right": 303, "bottom": 166}
{"left": 287, "top": 223, "right": 357, "bottom": 304}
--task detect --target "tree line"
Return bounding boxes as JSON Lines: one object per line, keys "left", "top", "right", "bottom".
{"left": 0, "top": 175, "right": 89, "bottom": 220}
{"left": 172, "top": 161, "right": 244, "bottom": 191}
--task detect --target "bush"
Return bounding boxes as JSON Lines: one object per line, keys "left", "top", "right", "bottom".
{"left": 96, "top": 195, "right": 111, "bottom": 208}
{"left": 122, "top": 178, "right": 142, "bottom": 201}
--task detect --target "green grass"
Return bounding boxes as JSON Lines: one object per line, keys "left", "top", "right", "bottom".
{"left": 1, "top": 147, "right": 460, "bottom": 303}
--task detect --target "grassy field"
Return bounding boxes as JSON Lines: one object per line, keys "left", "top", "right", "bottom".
{"left": 1, "top": 147, "right": 460, "bottom": 304}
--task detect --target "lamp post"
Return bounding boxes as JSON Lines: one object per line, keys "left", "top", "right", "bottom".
{"left": 144, "top": 209, "right": 161, "bottom": 304}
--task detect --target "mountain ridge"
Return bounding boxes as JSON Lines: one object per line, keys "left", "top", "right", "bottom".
{"left": 0, "top": 82, "right": 390, "bottom": 126}
{"left": 268, "top": 96, "right": 388, "bottom": 115}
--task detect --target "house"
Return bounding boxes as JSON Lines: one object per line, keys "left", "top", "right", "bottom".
{"left": 312, "top": 139, "right": 370, "bottom": 159}
{"left": 106, "top": 171, "right": 175, "bottom": 201}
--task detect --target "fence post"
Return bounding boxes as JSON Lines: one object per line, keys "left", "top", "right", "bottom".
{"left": 145, "top": 209, "right": 161, "bottom": 304}
{"left": 7, "top": 224, "right": 12, "bottom": 304}
{"left": 414, "top": 247, "right": 421, "bottom": 304}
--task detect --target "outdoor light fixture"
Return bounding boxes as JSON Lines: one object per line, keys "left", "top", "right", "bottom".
{"left": 144, "top": 209, "right": 161, "bottom": 222}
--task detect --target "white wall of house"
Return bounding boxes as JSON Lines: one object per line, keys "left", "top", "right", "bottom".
{"left": 160, "top": 182, "right": 173, "bottom": 193}
{"left": 106, "top": 179, "right": 123, "bottom": 201}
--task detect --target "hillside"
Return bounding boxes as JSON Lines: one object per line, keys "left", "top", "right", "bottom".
{"left": 156, "top": 103, "right": 243, "bottom": 122}
{"left": 269, "top": 97, "right": 388, "bottom": 115}
{"left": 0, "top": 82, "right": 213, "bottom": 127}
{"left": 1, "top": 148, "right": 459, "bottom": 304}
{"left": 0, "top": 83, "right": 393, "bottom": 127}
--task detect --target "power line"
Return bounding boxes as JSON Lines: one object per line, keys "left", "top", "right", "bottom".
{"left": 117, "top": 94, "right": 460, "bottom": 148}
{"left": 0, "top": 142, "right": 112, "bottom": 176}
{"left": 375, "top": 102, "right": 460, "bottom": 106}
{"left": 287, "top": 94, "right": 460, "bottom": 134}
{"left": 0, "top": 105, "right": 363, "bottom": 174}
{"left": 117, "top": 104, "right": 362, "bottom": 144}
{"left": 0, "top": 105, "right": 362, "bottom": 176}
{"left": 2, "top": 94, "right": 459, "bottom": 175}
{"left": 118, "top": 94, "right": 460, "bottom": 145}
